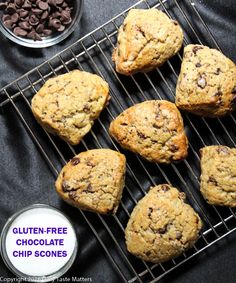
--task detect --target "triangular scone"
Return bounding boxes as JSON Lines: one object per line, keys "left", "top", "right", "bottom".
{"left": 125, "top": 185, "right": 202, "bottom": 263}
{"left": 112, "top": 9, "right": 183, "bottom": 75}
{"left": 55, "top": 149, "right": 126, "bottom": 215}
{"left": 109, "top": 100, "right": 188, "bottom": 164}
{"left": 176, "top": 44, "right": 236, "bottom": 117}
{"left": 31, "top": 70, "right": 110, "bottom": 145}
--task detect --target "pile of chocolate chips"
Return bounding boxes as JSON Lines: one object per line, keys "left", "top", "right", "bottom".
{"left": 0, "top": 0, "right": 73, "bottom": 41}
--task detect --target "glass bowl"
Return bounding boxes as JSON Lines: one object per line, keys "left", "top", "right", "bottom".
{"left": 0, "top": 0, "right": 83, "bottom": 48}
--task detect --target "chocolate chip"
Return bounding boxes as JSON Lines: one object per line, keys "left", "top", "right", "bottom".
{"left": 145, "top": 251, "right": 151, "bottom": 256}
{"left": 19, "top": 9, "right": 29, "bottom": 17}
{"left": 3, "top": 19, "right": 13, "bottom": 29}
{"left": 195, "top": 62, "right": 201, "bottom": 67}
{"left": 15, "top": 0, "right": 23, "bottom": 8}
{"left": 172, "top": 20, "right": 178, "bottom": 26}
{"left": 197, "top": 76, "right": 206, "bottom": 89}
{"left": 29, "top": 14, "right": 39, "bottom": 26}
{"left": 176, "top": 231, "right": 182, "bottom": 240}
{"left": 6, "top": 3, "right": 16, "bottom": 14}
{"left": 0, "top": 2, "right": 7, "bottom": 10}
{"left": 68, "top": 191, "right": 77, "bottom": 199}
{"left": 13, "top": 26, "right": 27, "bottom": 36}
{"left": 215, "top": 91, "right": 223, "bottom": 97}
{"left": 169, "top": 144, "right": 179, "bottom": 152}
{"left": 56, "top": 0, "right": 64, "bottom": 4}
{"left": 137, "top": 131, "right": 147, "bottom": 139}
{"left": 42, "top": 28, "right": 52, "bottom": 36}
{"left": 157, "top": 226, "right": 167, "bottom": 234}
{"left": 208, "top": 176, "right": 218, "bottom": 186}
{"left": 48, "top": 0, "right": 57, "bottom": 6}
{"left": 161, "top": 184, "right": 170, "bottom": 192}
{"left": 70, "top": 157, "right": 80, "bottom": 166}
{"left": 22, "top": 0, "right": 31, "bottom": 9}
{"left": 84, "top": 184, "right": 94, "bottom": 193}
{"left": 11, "top": 13, "right": 19, "bottom": 23}
{"left": 192, "top": 45, "right": 203, "bottom": 54}
{"left": 41, "top": 10, "right": 49, "bottom": 20}
{"left": 215, "top": 68, "right": 221, "bottom": 75}
{"left": 232, "top": 86, "right": 236, "bottom": 94}
{"left": 217, "top": 147, "right": 229, "bottom": 155}
{"left": 62, "top": 181, "right": 70, "bottom": 192}
{"left": 49, "top": 18, "right": 61, "bottom": 29}
{"left": 86, "top": 160, "right": 95, "bottom": 167}
{"left": 83, "top": 105, "right": 90, "bottom": 113}
{"left": 38, "top": 1, "right": 48, "bottom": 10}
{"left": 148, "top": 207, "right": 153, "bottom": 217}
{"left": 18, "top": 21, "right": 31, "bottom": 30}
{"left": 32, "top": 8, "right": 43, "bottom": 15}
{"left": 36, "top": 23, "right": 44, "bottom": 33}
{"left": 2, "top": 14, "right": 11, "bottom": 21}
{"left": 27, "top": 30, "right": 37, "bottom": 39}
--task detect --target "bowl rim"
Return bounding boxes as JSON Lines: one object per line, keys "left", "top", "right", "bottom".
{"left": 0, "top": 0, "right": 84, "bottom": 48}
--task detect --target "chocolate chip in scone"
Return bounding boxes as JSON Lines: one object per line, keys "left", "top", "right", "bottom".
{"left": 62, "top": 181, "right": 70, "bottom": 192}
{"left": 161, "top": 184, "right": 170, "bottom": 192}
{"left": 70, "top": 157, "right": 80, "bottom": 166}
{"left": 214, "top": 68, "right": 221, "bottom": 75}
{"left": 86, "top": 160, "right": 95, "bottom": 167}
{"left": 137, "top": 131, "right": 147, "bottom": 139}
{"left": 156, "top": 225, "right": 167, "bottom": 234}
{"left": 192, "top": 46, "right": 203, "bottom": 54}
{"left": 208, "top": 176, "right": 218, "bottom": 186}
{"left": 217, "top": 147, "right": 229, "bottom": 155}
{"left": 169, "top": 144, "right": 179, "bottom": 152}
{"left": 84, "top": 184, "right": 94, "bottom": 193}
{"left": 148, "top": 207, "right": 153, "bottom": 217}
{"left": 176, "top": 231, "right": 182, "bottom": 240}
{"left": 68, "top": 191, "right": 77, "bottom": 200}
{"left": 195, "top": 62, "right": 201, "bottom": 68}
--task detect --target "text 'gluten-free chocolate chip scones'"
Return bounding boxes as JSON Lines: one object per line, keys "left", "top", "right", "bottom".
{"left": 200, "top": 145, "right": 236, "bottom": 207}
{"left": 176, "top": 44, "right": 236, "bottom": 117}
{"left": 125, "top": 185, "right": 202, "bottom": 263}
{"left": 55, "top": 149, "right": 126, "bottom": 215}
{"left": 112, "top": 8, "right": 183, "bottom": 75}
{"left": 109, "top": 100, "right": 188, "bottom": 164}
{"left": 31, "top": 70, "right": 110, "bottom": 145}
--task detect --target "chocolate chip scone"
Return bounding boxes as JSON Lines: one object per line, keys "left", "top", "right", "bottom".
{"left": 31, "top": 70, "right": 110, "bottom": 145}
{"left": 112, "top": 8, "right": 183, "bottom": 75}
{"left": 200, "top": 145, "right": 236, "bottom": 207}
{"left": 109, "top": 100, "right": 188, "bottom": 163}
{"left": 125, "top": 184, "right": 202, "bottom": 263}
{"left": 176, "top": 44, "right": 236, "bottom": 117}
{"left": 55, "top": 149, "right": 126, "bottom": 215}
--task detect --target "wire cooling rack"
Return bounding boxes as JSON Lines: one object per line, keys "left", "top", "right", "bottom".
{"left": 1, "top": 0, "right": 236, "bottom": 282}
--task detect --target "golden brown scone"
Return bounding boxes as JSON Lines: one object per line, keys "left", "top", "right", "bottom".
{"left": 176, "top": 44, "right": 236, "bottom": 117}
{"left": 31, "top": 70, "right": 110, "bottom": 145}
{"left": 200, "top": 145, "right": 236, "bottom": 207}
{"left": 109, "top": 100, "right": 188, "bottom": 163}
{"left": 55, "top": 149, "right": 126, "bottom": 215}
{"left": 125, "top": 184, "right": 202, "bottom": 263}
{"left": 112, "top": 8, "right": 183, "bottom": 75}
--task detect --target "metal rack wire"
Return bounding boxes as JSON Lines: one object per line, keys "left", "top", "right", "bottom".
{"left": 1, "top": 0, "right": 236, "bottom": 282}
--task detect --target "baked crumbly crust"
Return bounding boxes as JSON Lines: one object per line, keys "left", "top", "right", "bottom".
{"left": 109, "top": 100, "right": 188, "bottom": 164}
{"left": 112, "top": 8, "right": 183, "bottom": 75}
{"left": 31, "top": 70, "right": 110, "bottom": 145}
{"left": 125, "top": 184, "right": 202, "bottom": 263}
{"left": 55, "top": 149, "right": 126, "bottom": 215}
{"left": 176, "top": 44, "right": 236, "bottom": 117}
{"left": 200, "top": 145, "right": 236, "bottom": 207}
